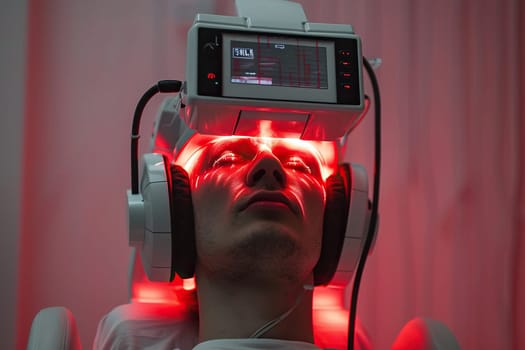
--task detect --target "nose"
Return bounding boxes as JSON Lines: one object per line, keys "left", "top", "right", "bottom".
{"left": 246, "top": 151, "right": 287, "bottom": 189}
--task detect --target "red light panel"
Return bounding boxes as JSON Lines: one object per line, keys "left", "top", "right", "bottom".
{"left": 235, "top": 118, "right": 305, "bottom": 139}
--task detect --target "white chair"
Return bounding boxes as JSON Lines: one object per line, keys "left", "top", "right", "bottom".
{"left": 391, "top": 317, "right": 461, "bottom": 350}
{"left": 27, "top": 306, "right": 82, "bottom": 350}
{"left": 26, "top": 252, "right": 460, "bottom": 350}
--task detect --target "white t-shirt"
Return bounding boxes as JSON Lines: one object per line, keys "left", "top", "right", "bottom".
{"left": 192, "top": 338, "right": 325, "bottom": 350}
{"left": 93, "top": 303, "right": 198, "bottom": 350}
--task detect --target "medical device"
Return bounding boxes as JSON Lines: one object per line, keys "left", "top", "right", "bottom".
{"left": 127, "top": 1, "right": 381, "bottom": 349}
{"left": 182, "top": 0, "right": 365, "bottom": 140}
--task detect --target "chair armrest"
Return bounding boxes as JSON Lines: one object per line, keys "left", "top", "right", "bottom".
{"left": 392, "top": 317, "right": 461, "bottom": 350}
{"left": 27, "top": 306, "right": 82, "bottom": 350}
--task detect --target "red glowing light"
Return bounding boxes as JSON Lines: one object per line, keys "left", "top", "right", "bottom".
{"left": 132, "top": 282, "right": 181, "bottom": 305}
{"left": 130, "top": 283, "right": 355, "bottom": 349}
{"left": 182, "top": 277, "right": 196, "bottom": 291}
{"left": 175, "top": 134, "right": 338, "bottom": 182}
{"left": 313, "top": 287, "right": 345, "bottom": 309}
{"left": 207, "top": 72, "right": 216, "bottom": 80}
{"left": 312, "top": 287, "right": 355, "bottom": 350}
{"left": 151, "top": 134, "right": 175, "bottom": 163}
{"left": 235, "top": 119, "right": 305, "bottom": 139}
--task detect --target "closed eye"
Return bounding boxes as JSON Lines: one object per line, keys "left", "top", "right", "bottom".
{"left": 284, "top": 156, "right": 311, "bottom": 174}
{"left": 212, "top": 151, "right": 243, "bottom": 168}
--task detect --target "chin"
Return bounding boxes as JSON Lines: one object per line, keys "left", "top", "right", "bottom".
{"left": 225, "top": 224, "right": 316, "bottom": 282}
{"left": 239, "top": 221, "right": 299, "bottom": 253}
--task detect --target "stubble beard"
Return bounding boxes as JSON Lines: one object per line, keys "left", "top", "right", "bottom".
{"left": 197, "top": 223, "right": 314, "bottom": 288}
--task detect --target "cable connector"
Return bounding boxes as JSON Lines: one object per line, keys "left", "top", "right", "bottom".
{"left": 130, "top": 80, "right": 183, "bottom": 194}
{"left": 157, "top": 80, "right": 182, "bottom": 93}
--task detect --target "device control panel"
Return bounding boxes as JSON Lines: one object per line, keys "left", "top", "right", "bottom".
{"left": 183, "top": 12, "right": 366, "bottom": 140}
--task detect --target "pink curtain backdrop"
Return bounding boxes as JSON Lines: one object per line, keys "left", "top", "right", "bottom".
{"left": 15, "top": 0, "right": 524, "bottom": 349}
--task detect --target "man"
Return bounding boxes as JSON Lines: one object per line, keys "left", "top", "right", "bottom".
{"left": 94, "top": 129, "right": 374, "bottom": 349}
{"left": 183, "top": 136, "right": 330, "bottom": 348}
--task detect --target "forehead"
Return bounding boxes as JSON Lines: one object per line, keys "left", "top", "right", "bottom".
{"left": 174, "top": 135, "right": 338, "bottom": 179}
{"left": 206, "top": 137, "right": 322, "bottom": 156}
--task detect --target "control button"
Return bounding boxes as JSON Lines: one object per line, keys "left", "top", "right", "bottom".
{"left": 205, "top": 72, "right": 220, "bottom": 87}
{"left": 339, "top": 60, "right": 350, "bottom": 66}
{"left": 338, "top": 49, "right": 351, "bottom": 57}
{"left": 340, "top": 83, "right": 351, "bottom": 90}
{"left": 339, "top": 72, "right": 352, "bottom": 78}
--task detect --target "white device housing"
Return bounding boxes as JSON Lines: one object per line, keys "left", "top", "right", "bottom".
{"left": 183, "top": 0, "right": 365, "bottom": 140}
{"left": 127, "top": 153, "right": 173, "bottom": 281}
{"left": 331, "top": 163, "right": 371, "bottom": 287}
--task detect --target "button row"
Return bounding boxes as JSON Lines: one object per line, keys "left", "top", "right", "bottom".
{"left": 338, "top": 49, "right": 353, "bottom": 90}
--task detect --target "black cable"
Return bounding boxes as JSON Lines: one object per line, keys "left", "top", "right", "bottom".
{"left": 130, "top": 80, "right": 182, "bottom": 194}
{"left": 347, "top": 57, "right": 381, "bottom": 350}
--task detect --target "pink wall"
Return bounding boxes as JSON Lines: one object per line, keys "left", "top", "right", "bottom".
{"left": 11, "top": 0, "right": 524, "bottom": 349}
{"left": 16, "top": 0, "right": 195, "bottom": 347}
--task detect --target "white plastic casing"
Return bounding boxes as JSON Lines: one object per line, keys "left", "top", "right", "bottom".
{"left": 183, "top": 0, "right": 365, "bottom": 141}
{"left": 127, "top": 190, "right": 144, "bottom": 246}
{"left": 126, "top": 153, "right": 173, "bottom": 282}
{"left": 331, "top": 163, "right": 371, "bottom": 287}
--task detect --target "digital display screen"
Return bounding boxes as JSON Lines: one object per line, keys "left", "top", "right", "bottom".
{"left": 221, "top": 33, "right": 338, "bottom": 104}
{"left": 230, "top": 39, "right": 329, "bottom": 89}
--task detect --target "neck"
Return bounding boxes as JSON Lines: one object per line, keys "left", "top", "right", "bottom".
{"left": 196, "top": 273, "right": 315, "bottom": 343}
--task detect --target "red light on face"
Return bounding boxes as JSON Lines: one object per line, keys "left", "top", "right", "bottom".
{"left": 175, "top": 134, "right": 338, "bottom": 182}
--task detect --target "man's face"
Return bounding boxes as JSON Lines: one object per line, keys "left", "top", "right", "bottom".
{"left": 186, "top": 137, "right": 328, "bottom": 284}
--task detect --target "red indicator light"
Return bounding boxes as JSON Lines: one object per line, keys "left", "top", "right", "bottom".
{"left": 343, "top": 73, "right": 351, "bottom": 78}
{"left": 207, "top": 72, "right": 216, "bottom": 80}
{"left": 343, "top": 84, "right": 351, "bottom": 89}
{"left": 340, "top": 61, "right": 350, "bottom": 66}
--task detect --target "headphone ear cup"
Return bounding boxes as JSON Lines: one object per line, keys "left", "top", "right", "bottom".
{"left": 168, "top": 164, "right": 196, "bottom": 280}
{"left": 313, "top": 166, "right": 350, "bottom": 286}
